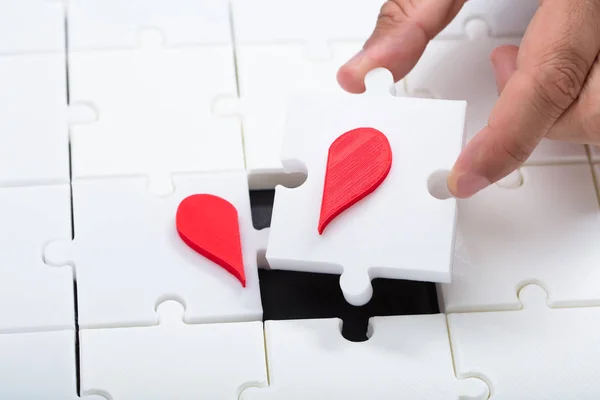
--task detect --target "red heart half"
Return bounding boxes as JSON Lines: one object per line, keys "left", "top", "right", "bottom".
{"left": 176, "top": 194, "right": 246, "bottom": 287}
{"left": 318, "top": 127, "right": 392, "bottom": 234}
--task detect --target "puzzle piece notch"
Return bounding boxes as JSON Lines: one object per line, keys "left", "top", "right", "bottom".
{"left": 67, "top": 0, "right": 232, "bottom": 51}
{"left": 80, "top": 299, "right": 267, "bottom": 399}
{"left": 43, "top": 172, "right": 263, "bottom": 329}
{"left": 440, "top": 164, "right": 600, "bottom": 313}
{"left": 240, "top": 316, "right": 489, "bottom": 399}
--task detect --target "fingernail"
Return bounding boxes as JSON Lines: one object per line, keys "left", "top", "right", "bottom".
{"left": 447, "top": 171, "right": 491, "bottom": 198}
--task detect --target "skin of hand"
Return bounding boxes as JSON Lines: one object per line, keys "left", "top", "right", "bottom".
{"left": 337, "top": 0, "right": 600, "bottom": 198}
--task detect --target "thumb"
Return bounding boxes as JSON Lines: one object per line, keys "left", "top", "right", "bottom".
{"left": 337, "top": 0, "right": 467, "bottom": 93}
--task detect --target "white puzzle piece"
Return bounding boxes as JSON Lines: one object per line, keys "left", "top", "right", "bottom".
{"left": 266, "top": 68, "right": 465, "bottom": 306}
{"left": 402, "top": 19, "right": 588, "bottom": 165}
{"left": 439, "top": 165, "right": 600, "bottom": 313}
{"left": 448, "top": 284, "right": 600, "bottom": 399}
{"left": 240, "top": 316, "right": 489, "bottom": 400}
{"left": 437, "top": 0, "right": 538, "bottom": 38}
{"left": 0, "top": 329, "right": 107, "bottom": 400}
{"left": 0, "top": 53, "right": 69, "bottom": 187}
{"left": 80, "top": 301, "right": 267, "bottom": 399}
{"left": 590, "top": 146, "right": 600, "bottom": 162}
{"left": 0, "top": 184, "right": 73, "bottom": 333}
{"left": 67, "top": 0, "right": 231, "bottom": 50}
{"left": 0, "top": 0, "right": 65, "bottom": 55}
{"left": 44, "top": 171, "right": 263, "bottom": 329}
{"left": 68, "top": 44, "right": 242, "bottom": 195}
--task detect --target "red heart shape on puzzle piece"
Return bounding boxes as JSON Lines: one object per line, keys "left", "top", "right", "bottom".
{"left": 318, "top": 127, "right": 392, "bottom": 234}
{"left": 176, "top": 194, "right": 246, "bottom": 287}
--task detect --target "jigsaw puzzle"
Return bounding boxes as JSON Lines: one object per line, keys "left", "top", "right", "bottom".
{"left": 266, "top": 68, "right": 465, "bottom": 306}
{"left": 79, "top": 300, "right": 267, "bottom": 399}
{"left": 439, "top": 165, "right": 600, "bottom": 312}
{"left": 240, "top": 316, "right": 489, "bottom": 399}
{"left": 448, "top": 284, "right": 600, "bottom": 399}
{"left": 3, "top": 0, "right": 600, "bottom": 398}
{"left": 43, "top": 171, "right": 264, "bottom": 329}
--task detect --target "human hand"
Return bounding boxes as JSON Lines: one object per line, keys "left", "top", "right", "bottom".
{"left": 337, "top": 0, "right": 600, "bottom": 198}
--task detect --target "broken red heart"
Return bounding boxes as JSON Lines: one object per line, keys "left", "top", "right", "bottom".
{"left": 176, "top": 194, "right": 246, "bottom": 287}
{"left": 318, "top": 127, "right": 392, "bottom": 234}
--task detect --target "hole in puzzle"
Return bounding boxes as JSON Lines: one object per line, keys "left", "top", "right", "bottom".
{"left": 427, "top": 170, "right": 453, "bottom": 200}
{"left": 495, "top": 169, "right": 524, "bottom": 189}
{"left": 258, "top": 270, "right": 440, "bottom": 342}
{"left": 280, "top": 158, "right": 308, "bottom": 188}
{"left": 250, "top": 190, "right": 275, "bottom": 230}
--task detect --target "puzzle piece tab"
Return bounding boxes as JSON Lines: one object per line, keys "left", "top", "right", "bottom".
{"left": 240, "top": 316, "right": 489, "bottom": 399}
{"left": 448, "top": 284, "right": 600, "bottom": 399}
{"left": 403, "top": 19, "right": 587, "bottom": 165}
{"left": 67, "top": 0, "right": 231, "bottom": 50}
{"left": 0, "top": 53, "right": 69, "bottom": 187}
{"left": 68, "top": 44, "right": 242, "bottom": 195}
{"left": 80, "top": 300, "right": 267, "bottom": 399}
{"left": 266, "top": 68, "right": 465, "bottom": 306}
{"left": 439, "top": 165, "right": 600, "bottom": 313}
{"left": 0, "top": 0, "right": 65, "bottom": 55}
{"left": 44, "top": 171, "right": 263, "bottom": 329}
{"left": 0, "top": 184, "right": 73, "bottom": 333}
{"left": 0, "top": 329, "right": 107, "bottom": 399}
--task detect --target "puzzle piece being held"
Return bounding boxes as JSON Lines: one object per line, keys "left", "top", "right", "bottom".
{"left": 266, "top": 68, "right": 466, "bottom": 306}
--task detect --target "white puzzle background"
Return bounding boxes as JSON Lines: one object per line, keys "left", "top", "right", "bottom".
{"left": 2, "top": 0, "right": 600, "bottom": 399}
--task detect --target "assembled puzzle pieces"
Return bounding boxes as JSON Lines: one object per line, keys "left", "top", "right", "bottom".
{"left": 448, "top": 284, "right": 600, "bottom": 399}
{"left": 240, "top": 316, "right": 489, "bottom": 399}
{"left": 0, "top": 184, "right": 73, "bottom": 333}
{"left": 439, "top": 165, "right": 600, "bottom": 313}
{"left": 266, "top": 68, "right": 465, "bottom": 306}
{"left": 44, "top": 171, "right": 263, "bottom": 328}
{"left": 80, "top": 300, "right": 267, "bottom": 399}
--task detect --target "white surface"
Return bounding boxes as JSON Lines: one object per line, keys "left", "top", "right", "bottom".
{"left": 240, "top": 316, "right": 489, "bottom": 399}
{"left": 448, "top": 284, "right": 600, "bottom": 399}
{"left": 231, "top": 0, "right": 382, "bottom": 46}
{"left": 438, "top": 0, "right": 538, "bottom": 38}
{"left": 266, "top": 68, "right": 465, "bottom": 306}
{"left": 0, "top": 329, "right": 107, "bottom": 399}
{"left": 0, "top": 0, "right": 65, "bottom": 54}
{"left": 68, "top": 0, "right": 232, "bottom": 50}
{"left": 80, "top": 301, "right": 267, "bottom": 400}
{"left": 0, "top": 54, "right": 69, "bottom": 186}
{"left": 68, "top": 46, "right": 243, "bottom": 195}
{"left": 402, "top": 20, "right": 587, "bottom": 165}
{"left": 44, "top": 171, "right": 263, "bottom": 329}
{"left": 0, "top": 184, "right": 73, "bottom": 333}
{"left": 439, "top": 165, "right": 600, "bottom": 313}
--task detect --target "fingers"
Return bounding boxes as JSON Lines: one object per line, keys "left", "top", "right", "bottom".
{"left": 337, "top": 0, "right": 467, "bottom": 93}
{"left": 491, "top": 45, "right": 518, "bottom": 94}
{"left": 448, "top": 0, "right": 600, "bottom": 198}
